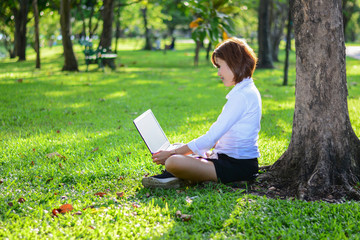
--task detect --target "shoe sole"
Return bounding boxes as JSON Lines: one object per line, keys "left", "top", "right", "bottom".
{"left": 142, "top": 177, "right": 185, "bottom": 189}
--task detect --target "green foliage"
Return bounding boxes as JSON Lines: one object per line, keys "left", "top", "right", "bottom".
{"left": 187, "top": 0, "right": 237, "bottom": 43}
{"left": 0, "top": 40, "right": 359, "bottom": 238}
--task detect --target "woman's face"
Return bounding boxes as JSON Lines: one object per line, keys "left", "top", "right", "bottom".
{"left": 216, "top": 57, "right": 235, "bottom": 87}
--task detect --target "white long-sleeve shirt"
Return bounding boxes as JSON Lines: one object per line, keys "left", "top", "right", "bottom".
{"left": 187, "top": 77, "right": 261, "bottom": 159}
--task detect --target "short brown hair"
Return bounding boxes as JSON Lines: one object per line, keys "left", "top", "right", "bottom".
{"left": 211, "top": 38, "right": 257, "bottom": 84}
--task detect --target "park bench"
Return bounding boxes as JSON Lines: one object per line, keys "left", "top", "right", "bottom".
{"left": 81, "top": 40, "right": 117, "bottom": 71}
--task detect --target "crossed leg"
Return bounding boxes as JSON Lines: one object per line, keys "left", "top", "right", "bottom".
{"left": 164, "top": 154, "right": 218, "bottom": 183}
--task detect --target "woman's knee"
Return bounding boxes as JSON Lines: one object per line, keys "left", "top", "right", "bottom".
{"left": 165, "top": 155, "right": 183, "bottom": 173}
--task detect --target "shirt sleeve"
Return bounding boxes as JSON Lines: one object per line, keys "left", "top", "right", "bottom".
{"left": 187, "top": 92, "right": 248, "bottom": 157}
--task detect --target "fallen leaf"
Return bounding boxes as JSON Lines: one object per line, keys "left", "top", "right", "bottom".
{"left": 58, "top": 204, "right": 74, "bottom": 213}
{"left": 175, "top": 210, "right": 182, "bottom": 217}
{"left": 33, "top": 148, "right": 36, "bottom": 152}
{"left": 18, "top": 198, "right": 26, "bottom": 203}
{"left": 31, "top": 161, "right": 35, "bottom": 166}
{"left": 52, "top": 209, "right": 59, "bottom": 216}
{"left": 117, "top": 176, "right": 124, "bottom": 180}
{"left": 83, "top": 205, "right": 95, "bottom": 210}
{"left": 8, "top": 202, "right": 13, "bottom": 207}
{"left": 116, "top": 157, "right": 120, "bottom": 162}
{"left": 68, "top": 121, "right": 73, "bottom": 125}
{"left": 181, "top": 214, "right": 192, "bottom": 222}
{"left": 59, "top": 163, "right": 63, "bottom": 169}
{"left": 268, "top": 186, "right": 276, "bottom": 191}
{"left": 132, "top": 203, "right": 140, "bottom": 208}
{"left": 46, "top": 152, "right": 66, "bottom": 159}
{"left": 94, "top": 192, "right": 106, "bottom": 197}
{"left": 89, "top": 226, "right": 95, "bottom": 229}
{"left": 0, "top": 180, "right": 3, "bottom": 184}
{"left": 127, "top": 152, "right": 131, "bottom": 155}
{"left": 56, "top": 130, "right": 60, "bottom": 133}
{"left": 46, "top": 178, "right": 53, "bottom": 184}
{"left": 116, "top": 192, "right": 124, "bottom": 198}
{"left": 92, "top": 147, "right": 99, "bottom": 152}
{"left": 17, "top": 79, "right": 23, "bottom": 83}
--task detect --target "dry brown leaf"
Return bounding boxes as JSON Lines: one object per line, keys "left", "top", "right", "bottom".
{"left": 116, "top": 192, "right": 124, "bottom": 198}
{"left": 58, "top": 203, "right": 74, "bottom": 213}
{"left": 175, "top": 210, "right": 182, "bottom": 217}
{"left": 52, "top": 209, "right": 59, "bottom": 216}
{"left": 0, "top": 180, "right": 3, "bottom": 184}
{"left": 132, "top": 203, "right": 140, "bottom": 208}
{"left": 31, "top": 161, "right": 35, "bottom": 166}
{"left": 46, "top": 152, "right": 66, "bottom": 159}
{"left": 18, "top": 198, "right": 26, "bottom": 203}
{"left": 8, "top": 202, "right": 13, "bottom": 207}
{"left": 181, "top": 214, "right": 192, "bottom": 222}
{"left": 94, "top": 192, "right": 106, "bottom": 197}
{"left": 92, "top": 147, "right": 99, "bottom": 152}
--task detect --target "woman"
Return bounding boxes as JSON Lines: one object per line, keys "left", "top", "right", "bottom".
{"left": 142, "top": 37, "right": 261, "bottom": 188}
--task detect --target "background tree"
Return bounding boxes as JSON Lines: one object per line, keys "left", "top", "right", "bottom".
{"left": 0, "top": 2, "right": 16, "bottom": 58}
{"left": 343, "top": 0, "right": 360, "bottom": 41}
{"left": 257, "top": 0, "right": 274, "bottom": 68}
{"left": 283, "top": 6, "right": 292, "bottom": 86}
{"left": 261, "top": 0, "right": 360, "bottom": 200}
{"left": 60, "top": 0, "right": 78, "bottom": 71}
{"left": 33, "top": 0, "right": 40, "bottom": 68}
{"left": 269, "top": 0, "right": 287, "bottom": 62}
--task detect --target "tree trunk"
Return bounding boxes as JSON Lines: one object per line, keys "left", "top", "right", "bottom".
{"left": 269, "top": 0, "right": 287, "bottom": 62}
{"left": 33, "top": 0, "right": 40, "bottom": 69}
{"left": 262, "top": 0, "right": 360, "bottom": 201}
{"left": 141, "top": 6, "right": 152, "bottom": 50}
{"left": 114, "top": 6, "right": 121, "bottom": 54}
{"left": 257, "top": 0, "right": 274, "bottom": 69}
{"left": 283, "top": 8, "right": 292, "bottom": 86}
{"left": 206, "top": 42, "right": 212, "bottom": 61}
{"left": 60, "top": 0, "right": 78, "bottom": 71}
{"left": 99, "top": 0, "right": 116, "bottom": 69}
{"left": 194, "top": 40, "right": 201, "bottom": 67}
{"left": 14, "top": 0, "right": 30, "bottom": 61}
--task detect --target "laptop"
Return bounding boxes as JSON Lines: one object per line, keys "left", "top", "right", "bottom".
{"left": 133, "top": 109, "right": 182, "bottom": 154}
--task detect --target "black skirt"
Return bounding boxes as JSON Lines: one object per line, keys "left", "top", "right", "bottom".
{"left": 207, "top": 153, "right": 258, "bottom": 183}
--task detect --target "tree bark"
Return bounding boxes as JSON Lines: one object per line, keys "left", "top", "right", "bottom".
{"left": 262, "top": 0, "right": 360, "bottom": 200}
{"left": 33, "top": 0, "right": 40, "bottom": 69}
{"left": 141, "top": 6, "right": 152, "bottom": 50}
{"left": 60, "top": 0, "right": 78, "bottom": 71}
{"left": 257, "top": 0, "right": 274, "bottom": 69}
{"left": 14, "top": 0, "right": 30, "bottom": 61}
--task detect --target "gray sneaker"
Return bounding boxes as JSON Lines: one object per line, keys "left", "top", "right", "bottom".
{"left": 142, "top": 170, "right": 185, "bottom": 189}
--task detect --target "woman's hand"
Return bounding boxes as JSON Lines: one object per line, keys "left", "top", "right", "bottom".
{"left": 151, "top": 151, "right": 172, "bottom": 165}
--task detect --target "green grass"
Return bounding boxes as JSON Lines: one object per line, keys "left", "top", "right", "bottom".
{"left": 0, "top": 39, "right": 360, "bottom": 239}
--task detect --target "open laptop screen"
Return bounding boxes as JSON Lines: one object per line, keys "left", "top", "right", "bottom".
{"left": 133, "top": 109, "right": 170, "bottom": 154}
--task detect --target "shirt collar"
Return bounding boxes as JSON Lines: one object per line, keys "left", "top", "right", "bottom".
{"left": 226, "top": 77, "right": 253, "bottom": 99}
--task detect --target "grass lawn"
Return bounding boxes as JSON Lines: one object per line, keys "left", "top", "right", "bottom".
{"left": 0, "top": 39, "right": 360, "bottom": 239}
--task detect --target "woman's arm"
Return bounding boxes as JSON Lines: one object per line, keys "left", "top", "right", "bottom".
{"left": 151, "top": 144, "right": 193, "bottom": 165}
